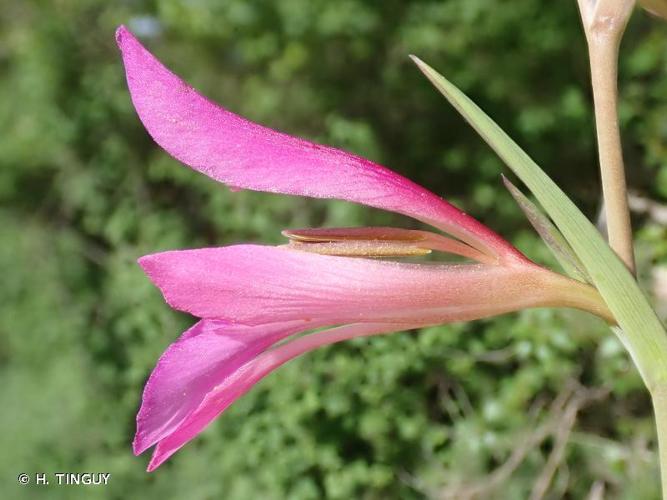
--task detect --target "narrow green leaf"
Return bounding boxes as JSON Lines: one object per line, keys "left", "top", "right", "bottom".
{"left": 411, "top": 55, "right": 667, "bottom": 388}
{"left": 502, "top": 175, "right": 591, "bottom": 283}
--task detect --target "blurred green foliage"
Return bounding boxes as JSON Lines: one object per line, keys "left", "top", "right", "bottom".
{"left": 2, "top": 0, "right": 667, "bottom": 498}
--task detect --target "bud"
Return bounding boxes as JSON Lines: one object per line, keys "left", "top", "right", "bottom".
{"left": 577, "top": 0, "right": 636, "bottom": 39}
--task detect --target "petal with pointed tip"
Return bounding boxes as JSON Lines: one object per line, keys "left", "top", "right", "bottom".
{"left": 138, "top": 245, "right": 612, "bottom": 325}
{"left": 133, "top": 319, "right": 311, "bottom": 456}
{"left": 115, "top": 25, "right": 522, "bottom": 263}
{"left": 146, "top": 321, "right": 422, "bottom": 470}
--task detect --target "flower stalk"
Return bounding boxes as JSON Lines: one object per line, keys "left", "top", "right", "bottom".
{"left": 578, "top": 2, "right": 667, "bottom": 496}
{"left": 577, "top": 0, "right": 636, "bottom": 272}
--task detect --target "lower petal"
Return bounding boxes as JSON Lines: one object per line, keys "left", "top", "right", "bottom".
{"left": 147, "top": 321, "right": 423, "bottom": 471}
{"left": 133, "top": 319, "right": 312, "bottom": 455}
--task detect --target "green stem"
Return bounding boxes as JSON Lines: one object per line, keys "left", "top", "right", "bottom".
{"left": 653, "top": 384, "right": 667, "bottom": 499}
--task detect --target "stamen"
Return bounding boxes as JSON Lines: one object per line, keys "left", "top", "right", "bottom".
{"left": 287, "top": 240, "right": 431, "bottom": 257}
{"left": 282, "top": 227, "right": 427, "bottom": 242}
{"left": 282, "top": 227, "right": 497, "bottom": 263}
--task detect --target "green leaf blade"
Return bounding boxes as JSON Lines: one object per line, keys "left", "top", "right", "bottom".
{"left": 412, "top": 55, "right": 667, "bottom": 388}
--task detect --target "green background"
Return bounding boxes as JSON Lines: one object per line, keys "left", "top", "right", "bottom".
{"left": 3, "top": 0, "right": 667, "bottom": 498}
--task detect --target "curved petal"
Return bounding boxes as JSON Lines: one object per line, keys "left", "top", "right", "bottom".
{"left": 138, "top": 245, "right": 606, "bottom": 326}
{"left": 146, "top": 321, "right": 423, "bottom": 471}
{"left": 115, "top": 25, "right": 522, "bottom": 263}
{"left": 133, "top": 319, "right": 312, "bottom": 456}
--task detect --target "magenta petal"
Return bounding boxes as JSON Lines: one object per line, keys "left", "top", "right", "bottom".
{"left": 146, "top": 321, "right": 421, "bottom": 471}
{"left": 133, "top": 318, "right": 311, "bottom": 456}
{"left": 138, "top": 245, "right": 554, "bottom": 326}
{"left": 115, "top": 25, "right": 521, "bottom": 262}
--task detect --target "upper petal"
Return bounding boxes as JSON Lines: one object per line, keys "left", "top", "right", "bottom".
{"left": 133, "top": 318, "right": 311, "bottom": 456}
{"left": 138, "top": 244, "right": 569, "bottom": 326}
{"left": 115, "top": 25, "right": 522, "bottom": 262}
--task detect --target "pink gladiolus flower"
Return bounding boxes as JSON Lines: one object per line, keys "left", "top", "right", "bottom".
{"left": 116, "top": 26, "right": 612, "bottom": 471}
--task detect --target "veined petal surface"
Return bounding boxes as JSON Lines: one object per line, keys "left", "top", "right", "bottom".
{"left": 133, "top": 319, "right": 311, "bottom": 456}
{"left": 147, "top": 321, "right": 422, "bottom": 470}
{"left": 116, "top": 25, "right": 523, "bottom": 262}
{"left": 139, "top": 245, "right": 605, "bottom": 325}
